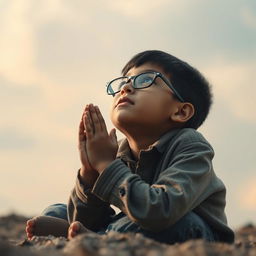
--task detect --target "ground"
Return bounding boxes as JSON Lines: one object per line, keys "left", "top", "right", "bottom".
{"left": 0, "top": 213, "right": 256, "bottom": 256}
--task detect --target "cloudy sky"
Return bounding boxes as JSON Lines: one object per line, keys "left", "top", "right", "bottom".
{"left": 0, "top": 0, "right": 255, "bottom": 229}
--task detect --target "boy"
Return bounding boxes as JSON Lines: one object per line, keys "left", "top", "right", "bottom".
{"left": 26, "top": 50, "right": 234, "bottom": 244}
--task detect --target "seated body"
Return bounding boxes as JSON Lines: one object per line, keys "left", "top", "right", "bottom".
{"left": 26, "top": 50, "right": 234, "bottom": 244}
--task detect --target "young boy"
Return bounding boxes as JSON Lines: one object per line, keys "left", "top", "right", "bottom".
{"left": 26, "top": 50, "right": 234, "bottom": 244}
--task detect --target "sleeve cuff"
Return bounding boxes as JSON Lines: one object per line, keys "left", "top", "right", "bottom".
{"left": 91, "top": 159, "right": 133, "bottom": 204}
{"left": 75, "top": 170, "right": 109, "bottom": 206}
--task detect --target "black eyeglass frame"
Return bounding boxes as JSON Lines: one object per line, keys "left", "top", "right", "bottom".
{"left": 106, "top": 71, "right": 185, "bottom": 102}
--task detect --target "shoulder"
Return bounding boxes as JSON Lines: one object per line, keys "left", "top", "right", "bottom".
{"left": 165, "top": 128, "right": 214, "bottom": 155}
{"left": 174, "top": 128, "right": 211, "bottom": 146}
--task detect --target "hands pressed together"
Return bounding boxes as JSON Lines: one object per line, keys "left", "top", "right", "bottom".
{"left": 78, "top": 104, "right": 118, "bottom": 186}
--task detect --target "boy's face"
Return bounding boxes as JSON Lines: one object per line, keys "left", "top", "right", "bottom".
{"left": 110, "top": 63, "right": 181, "bottom": 134}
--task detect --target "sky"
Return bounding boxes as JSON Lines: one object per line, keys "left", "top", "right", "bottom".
{"left": 0, "top": 0, "right": 255, "bottom": 229}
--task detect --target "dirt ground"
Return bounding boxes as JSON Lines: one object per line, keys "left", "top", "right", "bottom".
{"left": 0, "top": 213, "right": 256, "bottom": 256}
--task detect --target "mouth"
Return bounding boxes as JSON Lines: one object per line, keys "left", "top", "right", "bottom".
{"left": 116, "top": 97, "right": 134, "bottom": 107}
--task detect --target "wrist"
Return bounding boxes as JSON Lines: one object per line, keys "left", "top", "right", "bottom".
{"left": 79, "top": 166, "right": 99, "bottom": 186}
{"left": 96, "top": 160, "right": 113, "bottom": 174}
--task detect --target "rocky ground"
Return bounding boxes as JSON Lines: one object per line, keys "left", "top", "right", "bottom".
{"left": 0, "top": 214, "right": 256, "bottom": 256}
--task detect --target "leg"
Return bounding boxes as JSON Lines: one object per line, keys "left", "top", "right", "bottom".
{"left": 105, "top": 211, "right": 215, "bottom": 244}
{"left": 26, "top": 204, "right": 69, "bottom": 239}
{"left": 41, "top": 203, "right": 68, "bottom": 220}
{"left": 142, "top": 212, "right": 216, "bottom": 244}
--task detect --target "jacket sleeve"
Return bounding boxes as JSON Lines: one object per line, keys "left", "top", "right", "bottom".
{"left": 91, "top": 141, "right": 216, "bottom": 232}
{"left": 67, "top": 171, "right": 115, "bottom": 232}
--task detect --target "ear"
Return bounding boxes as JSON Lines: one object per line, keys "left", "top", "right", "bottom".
{"left": 171, "top": 102, "right": 195, "bottom": 124}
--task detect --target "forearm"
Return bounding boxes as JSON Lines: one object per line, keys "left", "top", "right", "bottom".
{"left": 91, "top": 149, "right": 214, "bottom": 232}
{"left": 73, "top": 105, "right": 117, "bottom": 231}
{"left": 67, "top": 173, "right": 115, "bottom": 232}
{"left": 91, "top": 159, "right": 176, "bottom": 231}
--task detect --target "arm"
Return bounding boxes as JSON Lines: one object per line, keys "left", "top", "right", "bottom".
{"left": 67, "top": 105, "right": 116, "bottom": 231}
{"left": 78, "top": 105, "right": 99, "bottom": 186}
{"left": 67, "top": 171, "right": 115, "bottom": 232}
{"left": 82, "top": 104, "right": 216, "bottom": 232}
{"left": 91, "top": 139, "right": 216, "bottom": 232}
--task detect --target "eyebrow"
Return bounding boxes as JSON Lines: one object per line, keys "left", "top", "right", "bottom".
{"left": 125, "top": 69, "right": 158, "bottom": 77}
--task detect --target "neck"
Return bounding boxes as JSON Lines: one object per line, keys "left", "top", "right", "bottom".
{"left": 127, "top": 137, "right": 155, "bottom": 160}
{"left": 119, "top": 126, "right": 170, "bottom": 160}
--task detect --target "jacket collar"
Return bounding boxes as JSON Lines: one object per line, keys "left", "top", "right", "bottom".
{"left": 117, "top": 128, "right": 182, "bottom": 161}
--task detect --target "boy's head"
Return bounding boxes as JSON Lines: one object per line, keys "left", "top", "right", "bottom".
{"left": 121, "top": 50, "right": 212, "bottom": 129}
{"left": 108, "top": 50, "right": 212, "bottom": 135}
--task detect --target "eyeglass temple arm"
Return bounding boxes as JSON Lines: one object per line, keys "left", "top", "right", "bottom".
{"left": 159, "top": 74, "right": 185, "bottom": 102}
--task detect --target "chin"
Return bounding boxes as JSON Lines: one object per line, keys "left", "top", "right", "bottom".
{"left": 111, "top": 114, "right": 137, "bottom": 131}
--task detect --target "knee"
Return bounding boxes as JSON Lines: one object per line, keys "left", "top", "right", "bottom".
{"left": 173, "top": 212, "right": 215, "bottom": 242}
{"left": 142, "top": 212, "right": 215, "bottom": 244}
{"left": 41, "top": 203, "right": 68, "bottom": 220}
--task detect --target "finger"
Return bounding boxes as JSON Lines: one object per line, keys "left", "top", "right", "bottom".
{"left": 83, "top": 105, "right": 93, "bottom": 127}
{"left": 80, "top": 106, "right": 89, "bottom": 139}
{"left": 109, "top": 128, "right": 118, "bottom": 145}
{"left": 95, "top": 105, "right": 107, "bottom": 132}
{"left": 82, "top": 105, "right": 89, "bottom": 120}
{"left": 84, "top": 111, "right": 93, "bottom": 139}
{"left": 89, "top": 104, "right": 101, "bottom": 134}
{"left": 79, "top": 119, "right": 84, "bottom": 135}
{"left": 79, "top": 120, "right": 86, "bottom": 141}
{"left": 83, "top": 105, "right": 93, "bottom": 130}
{"left": 82, "top": 105, "right": 88, "bottom": 119}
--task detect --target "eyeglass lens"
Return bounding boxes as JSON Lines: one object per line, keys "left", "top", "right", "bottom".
{"left": 109, "top": 73, "right": 156, "bottom": 94}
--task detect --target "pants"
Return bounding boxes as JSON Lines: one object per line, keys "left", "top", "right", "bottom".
{"left": 41, "top": 203, "right": 217, "bottom": 244}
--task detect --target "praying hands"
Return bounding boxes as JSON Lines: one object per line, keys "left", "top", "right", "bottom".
{"left": 79, "top": 104, "right": 118, "bottom": 176}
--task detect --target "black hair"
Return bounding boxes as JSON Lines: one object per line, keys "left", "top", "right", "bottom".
{"left": 121, "top": 50, "right": 213, "bottom": 129}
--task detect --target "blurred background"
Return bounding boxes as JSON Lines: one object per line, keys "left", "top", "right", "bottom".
{"left": 0, "top": 0, "right": 255, "bottom": 229}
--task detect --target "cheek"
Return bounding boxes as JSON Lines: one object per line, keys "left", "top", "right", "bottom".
{"left": 144, "top": 94, "right": 171, "bottom": 112}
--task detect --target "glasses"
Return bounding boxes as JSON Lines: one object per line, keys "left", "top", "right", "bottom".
{"left": 106, "top": 71, "right": 184, "bottom": 102}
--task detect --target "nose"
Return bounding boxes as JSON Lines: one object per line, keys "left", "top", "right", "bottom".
{"left": 120, "top": 79, "right": 134, "bottom": 95}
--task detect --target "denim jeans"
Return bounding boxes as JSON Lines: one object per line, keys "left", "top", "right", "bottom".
{"left": 42, "top": 203, "right": 216, "bottom": 244}
{"left": 41, "top": 203, "right": 68, "bottom": 220}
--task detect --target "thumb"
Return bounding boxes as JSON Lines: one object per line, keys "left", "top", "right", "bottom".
{"left": 109, "top": 128, "right": 118, "bottom": 144}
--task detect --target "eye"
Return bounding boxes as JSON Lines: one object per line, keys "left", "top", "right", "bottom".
{"left": 135, "top": 73, "right": 154, "bottom": 88}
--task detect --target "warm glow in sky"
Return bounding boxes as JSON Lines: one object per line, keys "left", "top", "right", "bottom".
{"left": 0, "top": 0, "right": 255, "bottom": 229}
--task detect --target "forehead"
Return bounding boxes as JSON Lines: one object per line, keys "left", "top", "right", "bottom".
{"left": 125, "top": 63, "right": 169, "bottom": 77}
